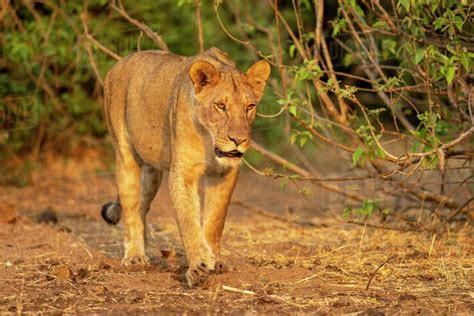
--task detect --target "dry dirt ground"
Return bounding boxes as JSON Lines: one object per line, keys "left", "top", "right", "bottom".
{"left": 0, "top": 152, "right": 473, "bottom": 314}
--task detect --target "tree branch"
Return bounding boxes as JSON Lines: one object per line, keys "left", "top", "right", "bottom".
{"left": 110, "top": 0, "right": 168, "bottom": 51}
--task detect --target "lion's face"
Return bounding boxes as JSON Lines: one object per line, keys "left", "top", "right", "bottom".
{"left": 190, "top": 60, "right": 270, "bottom": 166}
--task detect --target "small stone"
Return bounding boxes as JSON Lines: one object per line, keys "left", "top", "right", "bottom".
{"left": 100, "top": 262, "right": 111, "bottom": 270}
{"left": 0, "top": 203, "right": 17, "bottom": 224}
{"left": 75, "top": 268, "right": 89, "bottom": 279}
{"left": 38, "top": 208, "right": 58, "bottom": 224}
{"left": 399, "top": 293, "right": 417, "bottom": 301}
{"left": 53, "top": 266, "right": 72, "bottom": 279}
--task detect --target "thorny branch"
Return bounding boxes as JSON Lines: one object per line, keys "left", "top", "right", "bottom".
{"left": 213, "top": 1, "right": 472, "bottom": 227}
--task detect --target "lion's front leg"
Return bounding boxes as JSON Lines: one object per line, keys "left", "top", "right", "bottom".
{"left": 203, "top": 168, "right": 239, "bottom": 274}
{"left": 169, "top": 167, "right": 216, "bottom": 286}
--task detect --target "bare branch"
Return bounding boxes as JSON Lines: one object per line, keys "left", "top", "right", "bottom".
{"left": 81, "top": 12, "right": 122, "bottom": 61}
{"left": 251, "top": 142, "right": 367, "bottom": 202}
{"left": 195, "top": 0, "right": 204, "bottom": 53}
{"left": 110, "top": 0, "right": 168, "bottom": 51}
{"left": 213, "top": 0, "right": 249, "bottom": 45}
{"left": 80, "top": 13, "right": 105, "bottom": 86}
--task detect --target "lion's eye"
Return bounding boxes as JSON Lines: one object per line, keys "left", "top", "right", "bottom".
{"left": 247, "top": 104, "right": 256, "bottom": 111}
{"left": 215, "top": 103, "right": 226, "bottom": 111}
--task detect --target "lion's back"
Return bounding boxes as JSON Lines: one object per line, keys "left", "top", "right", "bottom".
{"left": 104, "top": 50, "right": 189, "bottom": 169}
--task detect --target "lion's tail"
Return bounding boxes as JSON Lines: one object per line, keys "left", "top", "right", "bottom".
{"left": 101, "top": 200, "right": 122, "bottom": 225}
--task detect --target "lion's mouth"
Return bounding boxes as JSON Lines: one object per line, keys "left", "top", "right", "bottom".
{"left": 214, "top": 148, "right": 243, "bottom": 158}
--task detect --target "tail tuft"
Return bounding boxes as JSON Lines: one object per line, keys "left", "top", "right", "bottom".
{"left": 101, "top": 201, "right": 122, "bottom": 225}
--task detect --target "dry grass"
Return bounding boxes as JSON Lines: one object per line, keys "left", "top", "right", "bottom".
{"left": 0, "top": 158, "right": 472, "bottom": 313}
{"left": 0, "top": 211, "right": 472, "bottom": 313}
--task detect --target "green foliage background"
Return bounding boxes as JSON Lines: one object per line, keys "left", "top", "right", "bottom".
{"left": 1, "top": 0, "right": 472, "bottom": 168}
{"left": 1, "top": 1, "right": 286, "bottom": 161}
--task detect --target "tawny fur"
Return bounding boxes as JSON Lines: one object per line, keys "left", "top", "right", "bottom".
{"left": 102, "top": 47, "right": 270, "bottom": 286}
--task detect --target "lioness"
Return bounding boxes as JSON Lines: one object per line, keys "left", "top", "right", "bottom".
{"left": 101, "top": 47, "right": 270, "bottom": 286}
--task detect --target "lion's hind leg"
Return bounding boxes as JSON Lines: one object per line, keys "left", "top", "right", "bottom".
{"left": 140, "top": 163, "right": 163, "bottom": 244}
{"left": 115, "top": 153, "right": 150, "bottom": 266}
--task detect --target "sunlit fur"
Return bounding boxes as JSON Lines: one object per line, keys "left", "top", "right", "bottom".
{"left": 215, "top": 155, "right": 244, "bottom": 169}
{"left": 188, "top": 52, "right": 270, "bottom": 172}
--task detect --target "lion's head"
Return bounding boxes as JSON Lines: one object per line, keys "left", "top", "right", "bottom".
{"left": 189, "top": 52, "right": 270, "bottom": 166}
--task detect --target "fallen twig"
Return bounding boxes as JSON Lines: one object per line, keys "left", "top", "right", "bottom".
{"left": 347, "top": 220, "right": 421, "bottom": 232}
{"left": 222, "top": 285, "right": 256, "bottom": 295}
{"left": 365, "top": 255, "right": 395, "bottom": 291}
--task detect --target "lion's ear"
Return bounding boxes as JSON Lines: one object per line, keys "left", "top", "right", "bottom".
{"left": 189, "top": 61, "right": 221, "bottom": 93}
{"left": 246, "top": 60, "right": 271, "bottom": 100}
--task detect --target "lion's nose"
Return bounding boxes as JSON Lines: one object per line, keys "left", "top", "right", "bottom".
{"left": 228, "top": 135, "right": 247, "bottom": 146}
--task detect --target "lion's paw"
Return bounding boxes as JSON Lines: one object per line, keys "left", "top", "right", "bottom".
{"left": 186, "top": 262, "right": 212, "bottom": 287}
{"left": 122, "top": 253, "right": 150, "bottom": 266}
{"left": 186, "top": 243, "right": 216, "bottom": 287}
{"left": 214, "top": 261, "right": 228, "bottom": 274}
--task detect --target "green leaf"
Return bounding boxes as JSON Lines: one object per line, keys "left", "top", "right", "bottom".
{"left": 375, "top": 147, "right": 385, "bottom": 159}
{"left": 460, "top": 52, "right": 469, "bottom": 71}
{"left": 446, "top": 45, "right": 457, "bottom": 55}
{"left": 342, "top": 207, "right": 353, "bottom": 218}
{"left": 177, "top": 0, "right": 193, "bottom": 7}
{"left": 290, "top": 132, "right": 298, "bottom": 145}
{"left": 414, "top": 48, "right": 424, "bottom": 64}
{"left": 399, "top": 0, "right": 410, "bottom": 11}
{"left": 289, "top": 44, "right": 296, "bottom": 58}
{"left": 372, "top": 20, "right": 388, "bottom": 30}
{"left": 300, "top": 0, "right": 311, "bottom": 10}
{"left": 382, "top": 38, "right": 397, "bottom": 58}
{"left": 357, "top": 200, "right": 377, "bottom": 216}
{"left": 343, "top": 53, "right": 354, "bottom": 67}
{"left": 354, "top": 5, "right": 365, "bottom": 18}
{"left": 413, "top": 26, "right": 420, "bottom": 36}
{"left": 453, "top": 16, "right": 463, "bottom": 32}
{"left": 299, "top": 136, "right": 307, "bottom": 147}
{"left": 327, "top": 77, "right": 335, "bottom": 87}
{"left": 446, "top": 65, "right": 456, "bottom": 84}
{"left": 332, "top": 18, "right": 346, "bottom": 36}
{"left": 352, "top": 145, "right": 365, "bottom": 167}
{"left": 288, "top": 104, "right": 297, "bottom": 116}
{"left": 434, "top": 17, "right": 446, "bottom": 30}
